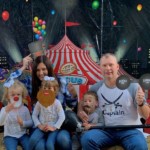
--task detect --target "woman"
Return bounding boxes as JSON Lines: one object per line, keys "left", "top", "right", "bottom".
{"left": 9, "top": 54, "right": 78, "bottom": 150}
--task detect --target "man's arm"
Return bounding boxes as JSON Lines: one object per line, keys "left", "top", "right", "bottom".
{"left": 136, "top": 87, "right": 150, "bottom": 119}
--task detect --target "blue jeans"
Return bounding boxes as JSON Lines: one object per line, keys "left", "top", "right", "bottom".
{"left": 56, "top": 129, "right": 72, "bottom": 150}
{"left": 29, "top": 128, "right": 59, "bottom": 150}
{"left": 4, "top": 134, "right": 29, "bottom": 150}
{"left": 81, "top": 129, "right": 148, "bottom": 150}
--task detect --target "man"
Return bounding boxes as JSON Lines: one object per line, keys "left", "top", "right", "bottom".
{"left": 78, "top": 53, "right": 150, "bottom": 150}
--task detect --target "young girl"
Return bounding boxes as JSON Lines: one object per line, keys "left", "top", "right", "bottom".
{"left": 0, "top": 79, "right": 33, "bottom": 150}
{"left": 29, "top": 76, "right": 65, "bottom": 150}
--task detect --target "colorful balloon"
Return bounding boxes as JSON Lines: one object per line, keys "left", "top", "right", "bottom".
{"left": 2, "top": 10, "right": 10, "bottom": 21}
{"left": 32, "top": 17, "right": 46, "bottom": 41}
{"left": 42, "top": 21, "right": 46, "bottom": 25}
{"left": 42, "top": 25, "right": 46, "bottom": 30}
{"left": 113, "top": 20, "right": 117, "bottom": 26}
{"left": 35, "top": 34, "right": 40, "bottom": 40}
{"left": 38, "top": 19, "right": 43, "bottom": 25}
{"left": 137, "top": 4, "right": 142, "bottom": 11}
{"left": 34, "top": 16, "right": 38, "bottom": 22}
{"left": 33, "top": 27, "right": 38, "bottom": 33}
{"left": 92, "top": 0, "right": 100, "bottom": 10}
{"left": 50, "top": 9, "right": 55, "bottom": 15}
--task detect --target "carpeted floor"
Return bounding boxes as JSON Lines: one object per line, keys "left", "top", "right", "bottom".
{"left": 0, "top": 130, "right": 150, "bottom": 150}
{"left": 0, "top": 132, "right": 5, "bottom": 150}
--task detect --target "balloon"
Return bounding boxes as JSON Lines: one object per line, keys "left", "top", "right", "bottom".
{"left": 35, "top": 22, "right": 39, "bottom": 27}
{"left": 42, "top": 20, "right": 46, "bottom": 25}
{"left": 92, "top": 0, "right": 100, "bottom": 10}
{"left": 137, "top": 4, "right": 142, "bottom": 11}
{"left": 34, "top": 16, "right": 38, "bottom": 22}
{"left": 37, "top": 30, "right": 41, "bottom": 35}
{"left": 50, "top": 9, "right": 55, "bottom": 15}
{"left": 35, "top": 34, "right": 39, "bottom": 40}
{"left": 38, "top": 19, "right": 43, "bottom": 25}
{"left": 43, "top": 31, "right": 46, "bottom": 36}
{"left": 32, "top": 21, "right": 35, "bottom": 27}
{"left": 137, "top": 47, "right": 142, "bottom": 51}
{"left": 38, "top": 26, "right": 42, "bottom": 30}
{"left": 113, "top": 20, "right": 117, "bottom": 26}
{"left": 39, "top": 36, "right": 43, "bottom": 40}
{"left": 2, "top": 10, "right": 9, "bottom": 21}
{"left": 42, "top": 24, "right": 46, "bottom": 30}
{"left": 33, "top": 27, "right": 38, "bottom": 33}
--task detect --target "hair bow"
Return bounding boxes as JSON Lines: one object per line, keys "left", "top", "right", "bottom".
{"left": 3, "top": 70, "right": 22, "bottom": 88}
{"left": 44, "top": 76, "right": 55, "bottom": 81}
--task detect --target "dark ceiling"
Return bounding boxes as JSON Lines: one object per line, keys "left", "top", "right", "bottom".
{"left": 0, "top": 0, "right": 150, "bottom": 67}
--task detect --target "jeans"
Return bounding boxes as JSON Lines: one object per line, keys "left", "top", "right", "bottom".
{"left": 81, "top": 129, "right": 148, "bottom": 150}
{"left": 4, "top": 134, "right": 29, "bottom": 150}
{"left": 29, "top": 128, "right": 59, "bottom": 150}
{"left": 56, "top": 129, "right": 72, "bottom": 150}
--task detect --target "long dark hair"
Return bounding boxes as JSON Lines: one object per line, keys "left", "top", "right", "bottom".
{"left": 31, "top": 55, "right": 56, "bottom": 103}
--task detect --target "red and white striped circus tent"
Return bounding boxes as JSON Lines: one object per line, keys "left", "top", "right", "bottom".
{"left": 45, "top": 35, "right": 134, "bottom": 99}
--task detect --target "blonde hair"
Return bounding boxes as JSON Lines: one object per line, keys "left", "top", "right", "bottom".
{"left": 2, "top": 79, "right": 28, "bottom": 102}
{"left": 41, "top": 79, "right": 59, "bottom": 95}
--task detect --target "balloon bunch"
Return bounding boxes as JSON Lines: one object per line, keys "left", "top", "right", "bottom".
{"left": 32, "top": 16, "right": 46, "bottom": 40}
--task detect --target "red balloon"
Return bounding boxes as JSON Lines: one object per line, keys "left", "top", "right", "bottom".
{"left": 2, "top": 10, "right": 9, "bottom": 21}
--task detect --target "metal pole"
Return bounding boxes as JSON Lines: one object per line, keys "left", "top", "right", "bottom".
{"left": 100, "top": 0, "right": 104, "bottom": 56}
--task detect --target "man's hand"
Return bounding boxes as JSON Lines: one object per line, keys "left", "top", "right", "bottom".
{"left": 83, "top": 122, "right": 92, "bottom": 130}
{"left": 136, "top": 87, "right": 145, "bottom": 106}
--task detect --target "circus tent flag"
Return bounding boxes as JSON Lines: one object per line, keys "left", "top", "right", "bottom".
{"left": 65, "top": 22, "right": 80, "bottom": 27}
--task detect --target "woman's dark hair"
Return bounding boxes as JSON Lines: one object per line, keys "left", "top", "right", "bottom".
{"left": 31, "top": 55, "right": 56, "bottom": 103}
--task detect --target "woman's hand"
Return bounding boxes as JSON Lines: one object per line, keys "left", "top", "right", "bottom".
{"left": 67, "top": 83, "right": 77, "bottom": 98}
{"left": 21, "top": 54, "right": 33, "bottom": 71}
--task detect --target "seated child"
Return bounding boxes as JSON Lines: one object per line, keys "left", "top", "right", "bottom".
{"left": 0, "top": 79, "right": 33, "bottom": 150}
{"left": 29, "top": 76, "right": 65, "bottom": 150}
{"left": 82, "top": 91, "right": 104, "bottom": 130}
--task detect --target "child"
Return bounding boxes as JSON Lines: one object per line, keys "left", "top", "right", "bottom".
{"left": 29, "top": 76, "right": 65, "bottom": 150}
{"left": 0, "top": 79, "right": 33, "bottom": 150}
{"left": 82, "top": 91, "right": 104, "bottom": 130}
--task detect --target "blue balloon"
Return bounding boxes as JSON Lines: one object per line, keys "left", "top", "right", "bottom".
{"left": 35, "top": 34, "right": 39, "bottom": 40}
{"left": 50, "top": 9, "right": 55, "bottom": 15}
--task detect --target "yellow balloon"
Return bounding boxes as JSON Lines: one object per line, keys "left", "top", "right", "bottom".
{"left": 137, "top": 4, "right": 142, "bottom": 11}
{"left": 34, "top": 16, "right": 38, "bottom": 22}
{"left": 42, "top": 24, "right": 46, "bottom": 29}
{"left": 33, "top": 27, "right": 38, "bottom": 33}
